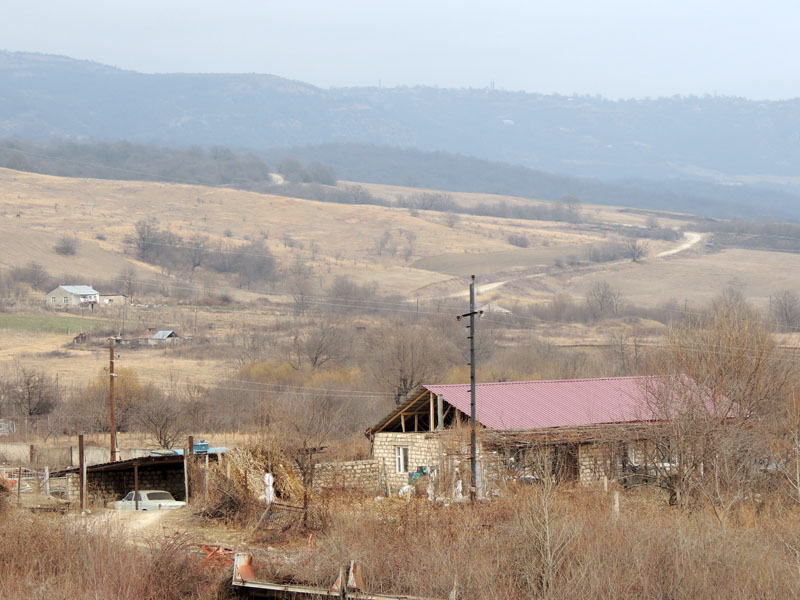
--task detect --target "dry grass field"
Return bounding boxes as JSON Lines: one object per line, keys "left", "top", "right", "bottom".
{"left": 555, "top": 247, "right": 800, "bottom": 311}
{"left": 2, "top": 167, "right": 799, "bottom": 390}
{"left": 0, "top": 168, "right": 603, "bottom": 297}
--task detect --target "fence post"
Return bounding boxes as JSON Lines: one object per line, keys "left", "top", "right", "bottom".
{"left": 16, "top": 466, "right": 22, "bottom": 506}
{"left": 44, "top": 466, "right": 50, "bottom": 497}
{"left": 612, "top": 491, "right": 620, "bottom": 519}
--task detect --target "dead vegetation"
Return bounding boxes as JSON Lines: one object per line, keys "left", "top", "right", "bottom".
{"left": 247, "top": 486, "right": 800, "bottom": 600}
{"left": 0, "top": 511, "right": 227, "bottom": 599}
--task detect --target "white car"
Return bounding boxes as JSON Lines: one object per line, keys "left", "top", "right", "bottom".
{"left": 114, "top": 490, "right": 186, "bottom": 511}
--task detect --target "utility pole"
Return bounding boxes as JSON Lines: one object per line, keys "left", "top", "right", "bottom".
{"left": 457, "top": 275, "right": 482, "bottom": 502}
{"left": 109, "top": 338, "right": 117, "bottom": 462}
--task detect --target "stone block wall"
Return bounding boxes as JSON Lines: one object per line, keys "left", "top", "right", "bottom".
{"left": 578, "top": 443, "right": 613, "bottom": 484}
{"left": 373, "top": 432, "right": 443, "bottom": 493}
{"left": 313, "top": 459, "right": 383, "bottom": 494}
{"left": 578, "top": 441, "right": 651, "bottom": 485}
{"left": 88, "top": 465, "right": 186, "bottom": 504}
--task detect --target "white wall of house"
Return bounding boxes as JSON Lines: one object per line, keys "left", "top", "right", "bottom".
{"left": 46, "top": 288, "right": 99, "bottom": 307}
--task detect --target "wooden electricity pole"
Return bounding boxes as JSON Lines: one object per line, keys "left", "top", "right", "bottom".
{"left": 109, "top": 338, "right": 117, "bottom": 461}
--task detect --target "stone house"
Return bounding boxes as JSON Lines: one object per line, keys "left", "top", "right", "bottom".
{"left": 147, "top": 330, "right": 180, "bottom": 345}
{"left": 46, "top": 285, "right": 99, "bottom": 308}
{"left": 368, "top": 377, "right": 665, "bottom": 496}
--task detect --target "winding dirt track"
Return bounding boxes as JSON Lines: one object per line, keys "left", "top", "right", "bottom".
{"left": 444, "top": 230, "right": 704, "bottom": 299}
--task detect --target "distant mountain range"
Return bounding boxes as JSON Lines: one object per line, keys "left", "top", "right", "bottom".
{"left": 2, "top": 50, "right": 800, "bottom": 218}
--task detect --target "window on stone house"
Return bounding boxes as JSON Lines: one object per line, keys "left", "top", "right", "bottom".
{"left": 395, "top": 446, "right": 409, "bottom": 473}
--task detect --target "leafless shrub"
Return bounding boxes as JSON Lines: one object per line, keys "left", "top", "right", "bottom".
{"left": 53, "top": 235, "right": 79, "bottom": 256}
{"left": 508, "top": 233, "right": 529, "bottom": 248}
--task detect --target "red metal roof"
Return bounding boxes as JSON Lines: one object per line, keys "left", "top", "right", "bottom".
{"left": 424, "top": 376, "right": 658, "bottom": 431}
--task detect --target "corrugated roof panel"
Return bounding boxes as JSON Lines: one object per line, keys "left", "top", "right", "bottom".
{"left": 424, "top": 376, "right": 659, "bottom": 431}
{"left": 152, "top": 330, "right": 176, "bottom": 339}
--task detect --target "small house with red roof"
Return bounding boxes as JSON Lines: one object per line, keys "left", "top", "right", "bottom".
{"left": 368, "top": 376, "right": 664, "bottom": 494}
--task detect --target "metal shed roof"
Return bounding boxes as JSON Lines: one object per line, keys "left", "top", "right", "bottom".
{"left": 423, "top": 377, "right": 658, "bottom": 430}
{"left": 58, "top": 285, "right": 98, "bottom": 295}
{"left": 152, "top": 330, "right": 177, "bottom": 339}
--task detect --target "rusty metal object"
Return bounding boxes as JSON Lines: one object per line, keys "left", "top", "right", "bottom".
{"left": 199, "top": 545, "right": 235, "bottom": 566}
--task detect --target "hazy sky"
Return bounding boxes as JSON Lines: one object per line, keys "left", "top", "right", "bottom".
{"left": 2, "top": 0, "right": 798, "bottom": 99}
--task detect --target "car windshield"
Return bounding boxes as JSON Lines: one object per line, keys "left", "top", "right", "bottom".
{"left": 146, "top": 492, "right": 175, "bottom": 501}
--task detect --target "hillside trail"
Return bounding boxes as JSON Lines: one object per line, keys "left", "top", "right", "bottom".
{"left": 655, "top": 231, "right": 702, "bottom": 257}
{"left": 443, "top": 230, "right": 704, "bottom": 299}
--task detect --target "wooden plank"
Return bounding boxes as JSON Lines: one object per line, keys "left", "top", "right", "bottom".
{"left": 400, "top": 413, "right": 406, "bottom": 433}
{"left": 443, "top": 404, "right": 453, "bottom": 422}
{"left": 414, "top": 414, "right": 418, "bottom": 432}
{"left": 429, "top": 392, "right": 434, "bottom": 432}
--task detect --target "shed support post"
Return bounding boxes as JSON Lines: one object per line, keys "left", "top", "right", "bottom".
{"left": 204, "top": 454, "right": 209, "bottom": 504}
{"left": 134, "top": 461, "right": 139, "bottom": 511}
{"left": 437, "top": 395, "right": 444, "bottom": 432}
{"left": 183, "top": 451, "right": 190, "bottom": 504}
{"left": 79, "top": 434, "right": 86, "bottom": 511}
{"left": 429, "top": 392, "right": 434, "bottom": 432}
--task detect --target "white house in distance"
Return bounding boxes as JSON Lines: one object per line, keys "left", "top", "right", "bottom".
{"left": 46, "top": 285, "right": 99, "bottom": 308}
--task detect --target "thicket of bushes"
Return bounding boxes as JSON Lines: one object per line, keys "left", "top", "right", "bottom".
{"left": 0, "top": 513, "right": 225, "bottom": 599}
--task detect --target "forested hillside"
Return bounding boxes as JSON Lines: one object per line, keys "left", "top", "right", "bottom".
{"left": 3, "top": 51, "right": 800, "bottom": 184}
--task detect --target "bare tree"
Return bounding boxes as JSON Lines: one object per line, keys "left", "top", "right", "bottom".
{"left": 289, "top": 318, "right": 350, "bottom": 371}
{"left": 366, "top": 322, "right": 458, "bottom": 403}
{"left": 777, "top": 390, "right": 800, "bottom": 504}
{"left": 127, "top": 218, "right": 159, "bottom": 261}
{"left": 586, "top": 281, "right": 622, "bottom": 318}
{"left": 514, "top": 450, "right": 578, "bottom": 598}
{"left": 118, "top": 265, "right": 137, "bottom": 297}
{"left": 770, "top": 290, "right": 800, "bottom": 332}
{"left": 135, "top": 388, "right": 187, "bottom": 449}
{"left": 637, "top": 297, "right": 793, "bottom": 517}
{"left": 289, "top": 276, "right": 314, "bottom": 316}
{"left": 0, "top": 367, "right": 57, "bottom": 416}
{"left": 185, "top": 234, "right": 209, "bottom": 271}
{"left": 263, "top": 393, "right": 349, "bottom": 526}
{"left": 624, "top": 238, "right": 648, "bottom": 262}
{"left": 646, "top": 215, "right": 660, "bottom": 229}
{"left": 559, "top": 194, "right": 583, "bottom": 222}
